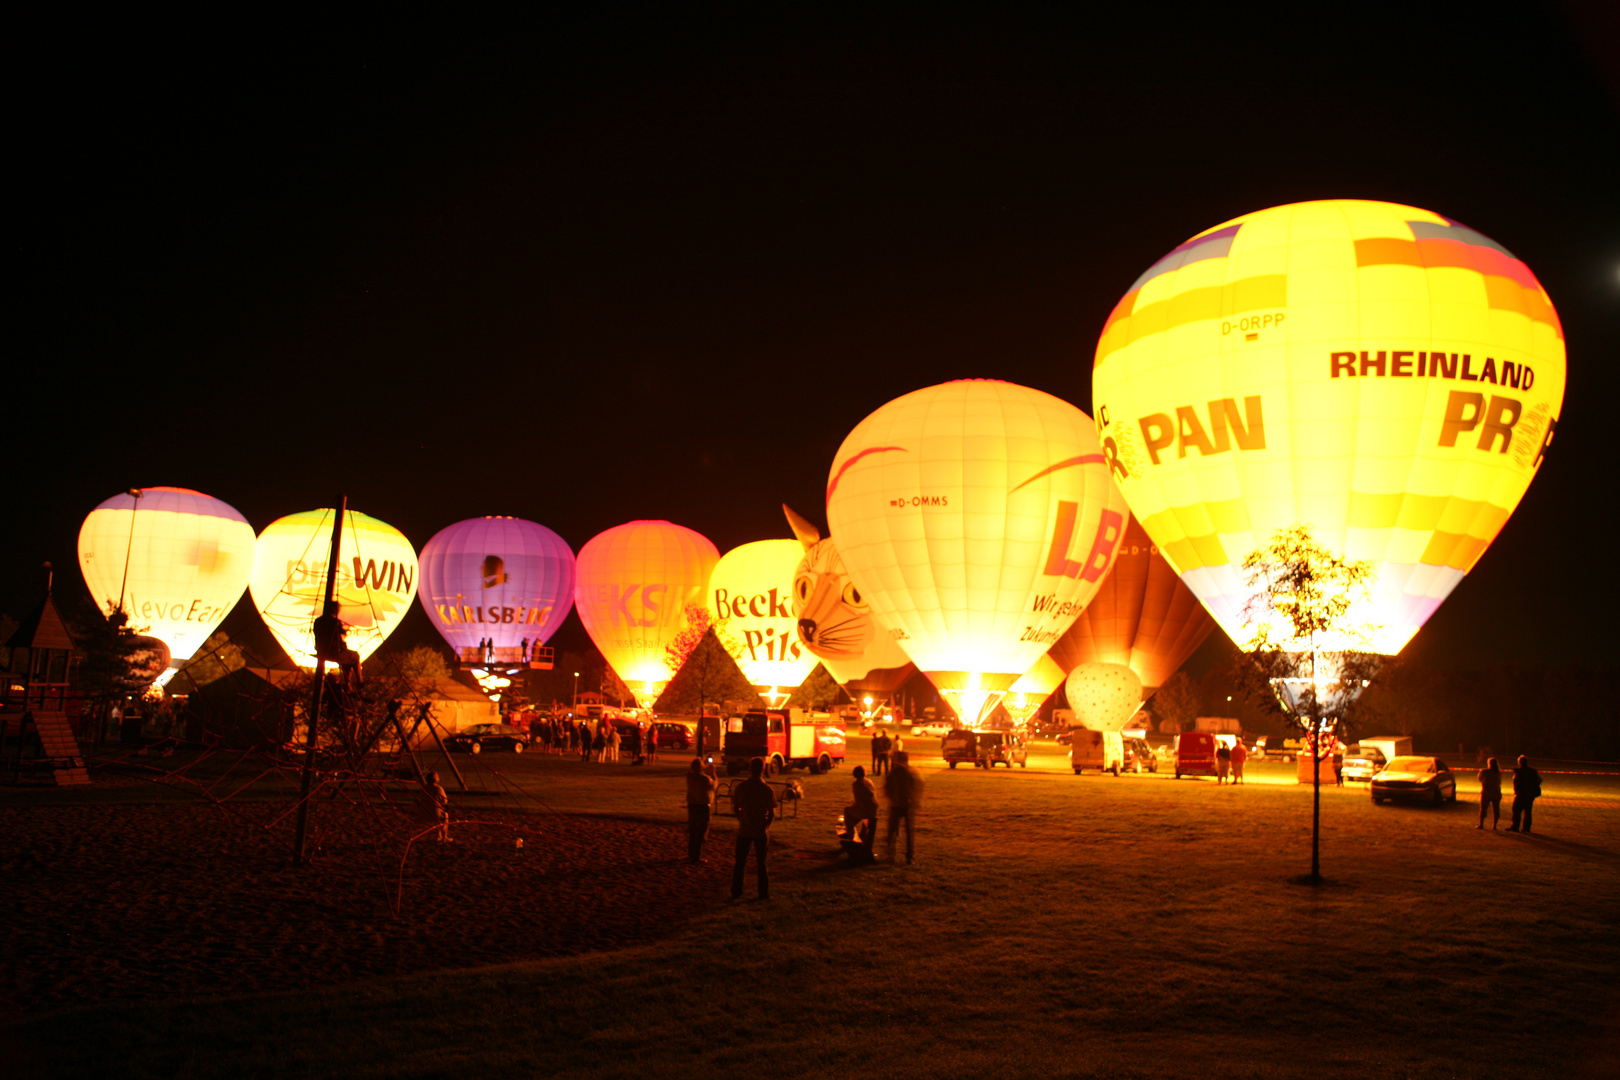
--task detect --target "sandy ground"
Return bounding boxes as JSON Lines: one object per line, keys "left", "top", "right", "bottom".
{"left": 1, "top": 781, "right": 736, "bottom": 1014}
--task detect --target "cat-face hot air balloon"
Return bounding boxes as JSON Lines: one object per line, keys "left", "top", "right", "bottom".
{"left": 709, "top": 539, "right": 821, "bottom": 694}
{"left": 249, "top": 508, "right": 419, "bottom": 667}
{"left": 77, "top": 487, "right": 257, "bottom": 670}
{"left": 783, "top": 506, "right": 915, "bottom": 696}
{"left": 574, "top": 520, "right": 718, "bottom": 703}
{"left": 1092, "top": 200, "right": 1564, "bottom": 655}
{"left": 1047, "top": 513, "right": 1217, "bottom": 691}
{"left": 825, "top": 379, "right": 1128, "bottom": 726}
{"left": 418, "top": 517, "right": 575, "bottom": 661}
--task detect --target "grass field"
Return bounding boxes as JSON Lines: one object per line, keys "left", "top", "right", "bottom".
{"left": 10, "top": 739, "right": 1620, "bottom": 1079}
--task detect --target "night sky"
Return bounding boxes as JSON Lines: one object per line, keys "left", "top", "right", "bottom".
{"left": 13, "top": 6, "right": 1619, "bottom": 670}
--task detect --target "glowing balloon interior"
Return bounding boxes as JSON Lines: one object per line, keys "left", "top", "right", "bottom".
{"left": 1046, "top": 513, "right": 1217, "bottom": 689}
{"left": 77, "top": 487, "right": 257, "bottom": 666}
{"left": 1064, "top": 662, "right": 1143, "bottom": 732}
{"left": 249, "top": 508, "right": 419, "bottom": 667}
{"left": 709, "top": 539, "right": 822, "bottom": 692}
{"left": 574, "top": 520, "right": 719, "bottom": 700}
{"left": 1092, "top": 200, "right": 1564, "bottom": 655}
{"left": 1003, "top": 654, "right": 1065, "bottom": 724}
{"left": 783, "top": 506, "right": 915, "bottom": 695}
{"left": 825, "top": 379, "right": 1128, "bottom": 726}
{"left": 418, "top": 517, "right": 576, "bottom": 656}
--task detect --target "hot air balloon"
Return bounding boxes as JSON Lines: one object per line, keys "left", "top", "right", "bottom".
{"left": 249, "top": 508, "right": 419, "bottom": 667}
{"left": 574, "top": 520, "right": 719, "bottom": 704}
{"left": 708, "top": 539, "right": 822, "bottom": 700}
{"left": 783, "top": 506, "right": 915, "bottom": 699}
{"left": 1046, "top": 513, "right": 1217, "bottom": 692}
{"left": 1002, "top": 654, "right": 1065, "bottom": 725}
{"left": 1063, "top": 662, "right": 1143, "bottom": 733}
{"left": 418, "top": 517, "right": 576, "bottom": 664}
{"left": 1092, "top": 200, "right": 1564, "bottom": 656}
{"left": 77, "top": 487, "right": 257, "bottom": 673}
{"left": 825, "top": 379, "right": 1128, "bottom": 726}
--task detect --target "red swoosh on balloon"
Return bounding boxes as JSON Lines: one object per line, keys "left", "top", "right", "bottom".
{"left": 826, "top": 446, "right": 908, "bottom": 504}
{"left": 1009, "top": 454, "right": 1105, "bottom": 495}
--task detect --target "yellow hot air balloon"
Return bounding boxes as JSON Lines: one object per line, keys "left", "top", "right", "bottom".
{"left": 574, "top": 520, "right": 719, "bottom": 703}
{"left": 77, "top": 487, "right": 257, "bottom": 671}
{"left": 249, "top": 508, "right": 419, "bottom": 667}
{"left": 1092, "top": 200, "right": 1565, "bottom": 654}
{"left": 826, "top": 379, "right": 1128, "bottom": 726}
{"left": 1002, "top": 654, "right": 1065, "bottom": 725}
{"left": 709, "top": 539, "right": 822, "bottom": 698}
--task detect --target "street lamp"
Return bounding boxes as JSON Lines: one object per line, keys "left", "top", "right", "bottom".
{"left": 572, "top": 672, "right": 580, "bottom": 712}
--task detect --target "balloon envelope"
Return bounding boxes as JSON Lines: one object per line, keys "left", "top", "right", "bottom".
{"left": 1092, "top": 200, "right": 1565, "bottom": 655}
{"left": 1064, "top": 662, "right": 1143, "bottom": 732}
{"left": 1003, "top": 654, "right": 1065, "bottom": 724}
{"left": 825, "top": 379, "right": 1128, "bottom": 725}
{"left": 418, "top": 517, "right": 575, "bottom": 655}
{"left": 784, "top": 507, "right": 915, "bottom": 695}
{"left": 77, "top": 486, "right": 256, "bottom": 665}
{"left": 1046, "top": 514, "right": 1217, "bottom": 689}
{"left": 249, "top": 508, "right": 419, "bottom": 667}
{"left": 709, "top": 539, "right": 821, "bottom": 690}
{"left": 574, "top": 520, "right": 719, "bottom": 698}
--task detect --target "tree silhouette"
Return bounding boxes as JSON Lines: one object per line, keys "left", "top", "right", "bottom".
{"left": 1234, "top": 523, "right": 1382, "bottom": 885}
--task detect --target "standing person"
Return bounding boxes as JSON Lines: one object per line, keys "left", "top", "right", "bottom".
{"left": 646, "top": 723, "right": 659, "bottom": 763}
{"left": 520, "top": 637, "right": 529, "bottom": 662}
{"left": 593, "top": 723, "right": 608, "bottom": 763}
{"left": 884, "top": 749, "right": 923, "bottom": 865}
{"left": 416, "top": 770, "right": 450, "bottom": 842}
{"left": 608, "top": 723, "right": 622, "bottom": 763}
{"left": 1510, "top": 755, "right": 1542, "bottom": 833}
{"left": 1478, "top": 756, "right": 1503, "bottom": 830}
{"left": 686, "top": 757, "right": 718, "bottom": 863}
{"left": 873, "top": 729, "right": 892, "bottom": 776}
{"left": 582, "top": 720, "right": 596, "bottom": 762}
{"left": 731, "top": 757, "right": 777, "bottom": 900}
{"left": 628, "top": 724, "right": 643, "bottom": 766}
{"left": 844, "top": 764, "right": 879, "bottom": 864}
{"left": 1216, "top": 741, "right": 1232, "bottom": 784}
{"left": 1230, "top": 740, "right": 1248, "bottom": 784}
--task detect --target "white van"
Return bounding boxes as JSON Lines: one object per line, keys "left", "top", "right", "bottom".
{"left": 1069, "top": 729, "right": 1124, "bottom": 775}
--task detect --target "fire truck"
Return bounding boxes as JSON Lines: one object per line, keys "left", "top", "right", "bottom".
{"left": 722, "top": 708, "right": 846, "bottom": 776}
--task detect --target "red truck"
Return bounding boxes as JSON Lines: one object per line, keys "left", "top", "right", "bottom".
{"left": 722, "top": 708, "right": 846, "bottom": 776}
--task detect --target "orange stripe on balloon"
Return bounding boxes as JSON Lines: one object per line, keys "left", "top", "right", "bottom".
{"left": 1094, "top": 274, "right": 1287, "bottom": 365}
{"left": 1008, "top": 454, "right": 1105, "bottom": 495}
{"left": 825, "top": 446, "right": 906, "bottom": 504}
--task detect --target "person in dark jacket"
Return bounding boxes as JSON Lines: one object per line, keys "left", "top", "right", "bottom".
{"left": 1477, "top": 757, "right": 1503, "bottom": 830}
{"left": 884, "top": 750, "right": 923, "bottom": 865}
{"left": 731, "top": 758, "right": 778, "bottom": 900}
{"left": 872, "top": 730, "right": 893, "bottom": 776}
{"left": 1509, "top": 755, "right": 1542, "bottom": 833}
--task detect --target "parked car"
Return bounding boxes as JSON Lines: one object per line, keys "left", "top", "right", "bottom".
{"left": 911, "top": 720, "right": 953, "bottom": 737}
{"left": 445, "top": 722, "right": 530, "bottom": 754}
{"left": 1124, "top": 736, "right": 1158, "bottom": 774}
{"left": 980, "top": 730, "right": 1029, "bottom": 768}
{"left": 652, "top": 721, "right": 695, "bottom": 751}
{"left": 1340, "top": 745, "right": 1388, "bottom": 783}
{"left": 1371, "top": 756, "right": 1457, "bottom": 804}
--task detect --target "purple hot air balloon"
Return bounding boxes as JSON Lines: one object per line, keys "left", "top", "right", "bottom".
{"left": 418, "top": 517, "right": 576, "bottom": 662}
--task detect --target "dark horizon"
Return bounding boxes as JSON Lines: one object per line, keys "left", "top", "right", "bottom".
{"left": 13, "top": 6, "right": 1619, "bottom": 672}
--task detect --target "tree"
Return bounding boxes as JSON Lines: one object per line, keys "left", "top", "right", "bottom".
{"left": 1146, "top": 671, "right": 1201, "bottom": 733}
{"left": 787, "top": 663, "right": 841, "bottom": 711}
{"left": 397, "top": 644, "right": 451, "bottom": 681}
{"left": 655, "top": 625, "right": 759, "bottom": 717}
{"left": 1234, "top": 523, "right": 1381, "bottom": 885}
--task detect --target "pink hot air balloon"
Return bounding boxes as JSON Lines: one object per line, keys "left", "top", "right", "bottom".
{"left": 418, "top": 517, "right": 576, "bottom": 663}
